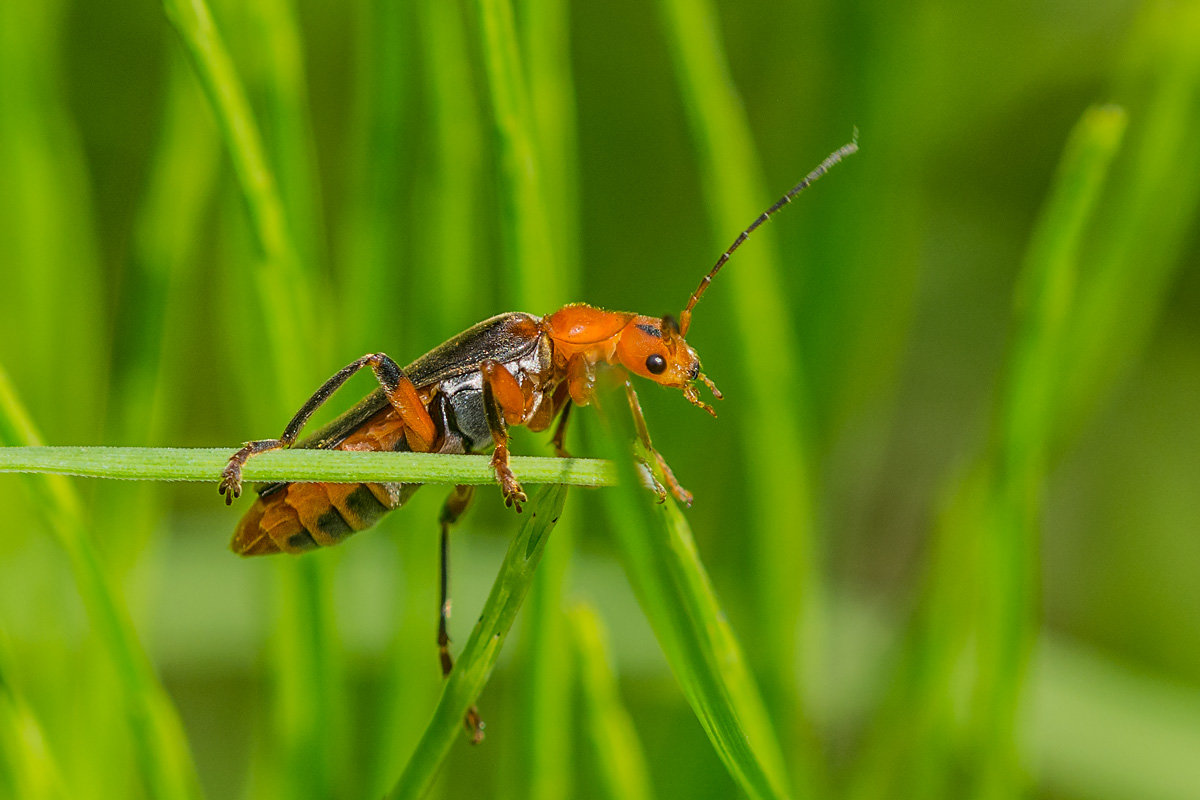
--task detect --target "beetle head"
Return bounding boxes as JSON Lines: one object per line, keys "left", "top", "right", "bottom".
{"left": 615, "top": 315, "right": 722, "bottom": 416}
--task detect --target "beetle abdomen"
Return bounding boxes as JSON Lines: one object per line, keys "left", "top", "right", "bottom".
{"left": 230, "top": 405, "right": 419, "bottom": 555}
{"left": 231, "top": 481, "right": 417, "bottom": 555}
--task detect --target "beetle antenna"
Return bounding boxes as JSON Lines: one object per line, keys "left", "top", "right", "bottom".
{"left": 678, "top": 132, "right": 859, "bottom": 335}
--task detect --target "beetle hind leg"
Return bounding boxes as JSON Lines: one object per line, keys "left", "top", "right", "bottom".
{"left": 436, "top": 484, "right": 485, "bottom": 743}
{"left": 220, "top": 352, "right": 437, "bottom": 503}
{"left": 220, "top": 439, "right": 285, "bottom": 504}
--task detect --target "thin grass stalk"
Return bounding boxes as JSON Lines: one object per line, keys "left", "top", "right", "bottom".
{"left": 385, "top": 484, "right": 570, "bottom": 800}
{"left": 654, "top": 0, "right": 826, "bottom": 779}
{"left": 587, "top": 389, "right": 792, "bottom": 800}
{"left": 1058, "top": 4, "right": 1200, "bottom": 435}
{"left": 249, "top": 0, "right": 329, "bottom": 289}
{"left": 569, "top": 604, "right": 656, "bottom": 800}
{"left": 513, "top": 0, "right": 581, "bottom": 794}
{"left": 0, "top": 446, "right": 617, "bottom": 487}
{"left": 340, "top": 0, "right": 411, "bottom": 350}
{"left": 968, "top": 105, "right": 1126, "bottom": 798}
{"left": 0, "top": 365, "right": 203, "bottom": 800}
{"left": 163, "top": 0, "right": 314, "bottom": 403}
{"left": 411, "top": 0, "right": 483, "bottom": 337}
{"left": 473, "top": 0, "right": 564, "bottom": 307}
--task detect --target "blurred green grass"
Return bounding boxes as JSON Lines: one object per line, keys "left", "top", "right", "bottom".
{"left": 2, "top": 0, "right": 1199, "bottom": 798}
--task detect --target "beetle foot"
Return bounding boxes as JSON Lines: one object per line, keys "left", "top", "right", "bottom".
{"left": 491, "top": 449, "right": 527, "bottom": 512}
{"left": 501, "top": 477, "right": 527, "bottom": 513}
{"left": 218, "top": 460, "right": 245, "bottom": 505}
{"left": 465, "top": 707, "right": 486, "bottom": 744}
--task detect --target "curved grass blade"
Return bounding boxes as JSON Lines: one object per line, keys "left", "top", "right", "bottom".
{"left": 654, "top": 0, "right": 832, "bottom": 778}
{"left": 385, "top": 483, "right": 570, "bottom": 800}
{"left": 587, "top": 390, "right": 792, "bottom": 800}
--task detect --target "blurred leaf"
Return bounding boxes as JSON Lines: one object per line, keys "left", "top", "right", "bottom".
{"left": 570, "top": 604, "right": 655, "bottom": 800}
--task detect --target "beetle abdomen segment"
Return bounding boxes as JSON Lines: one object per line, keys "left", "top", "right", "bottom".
{"left": 231, "top": 481, "right": 416, "bottom": 556}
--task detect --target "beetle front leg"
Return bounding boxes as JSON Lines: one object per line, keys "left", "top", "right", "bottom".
{"left": 624, "top": 379, "right": 693, "bottom": 506}
{"left": 481, "top": 360, "right": 528, "bottom": 512}
{"left": 219, "top": 353, "right": 437, "bottom": 503}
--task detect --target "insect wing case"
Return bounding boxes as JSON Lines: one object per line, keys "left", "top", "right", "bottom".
{"left": 280, "top": 312, "right": 546, "bottom": 455}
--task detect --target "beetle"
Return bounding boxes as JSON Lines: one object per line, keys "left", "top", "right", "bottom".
{"left": 219, "top": 138, "right": 857, "bottom": 740}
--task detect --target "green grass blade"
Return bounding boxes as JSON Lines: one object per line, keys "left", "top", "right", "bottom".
{"left": 569, "top": 604, "right": 656, "bottom": 800}
{"left": 1058, "top": 4, "right": 1200, "bottom": 434}
{"left": 384, "top": 483, "right": 570, "bottom": 800}
{"left": 410, "top": 0, "right": 483, "bottom": 338}
{"left": 968, "top": 104, "right": 1126, "bottom": 798}
{"left": 654, "top": 0, "right": 841, "bottom": 775}
{"left": 0, "top": 365, "right": 204, "bottom": 800}
{"left": 163, "top": 0, "right": 313, "bottom": 403}
{"left": 0, "top": 446, "right": 616, "bottom": 487}
{"left": 588, "top": 393, "right": 792, "bottom": 800}
{"left": 339, "top": 0, "right": 413, "bottom": 350}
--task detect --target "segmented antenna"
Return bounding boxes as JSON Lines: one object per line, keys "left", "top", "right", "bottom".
{"left": 678, "top": 133, "right": 859, "bottom": 335}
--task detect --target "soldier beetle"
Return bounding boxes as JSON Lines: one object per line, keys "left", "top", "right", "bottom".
{"left": 220, "top": 138, "right": 857, "bottom": 741}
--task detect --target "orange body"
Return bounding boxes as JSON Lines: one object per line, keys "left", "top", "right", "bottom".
{"left": 228, "top": 305, "right": 715, "bottom": 555}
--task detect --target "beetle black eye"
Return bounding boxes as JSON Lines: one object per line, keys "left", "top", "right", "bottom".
{"left": 646, "top": 354, "right": 667, "bottom": 375}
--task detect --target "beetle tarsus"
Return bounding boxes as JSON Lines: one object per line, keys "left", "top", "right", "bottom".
{"left": 218, "top": 463, "right": 244, "bottom": 504}
{"left": 465, "top": 710, "right": 485, "bottom": 744}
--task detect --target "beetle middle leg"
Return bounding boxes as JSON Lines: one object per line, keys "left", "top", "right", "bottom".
{"left": 219, "top": 353, "right": 437, "bottom": 503}
{"left": 549, "top": 399, "right": 573, "bottom": 458}
{"left": 480, "top": 360, "right": 529, "bottom": 512}
{"left": 436, "top": 484, "right": 485, "bottom": 743}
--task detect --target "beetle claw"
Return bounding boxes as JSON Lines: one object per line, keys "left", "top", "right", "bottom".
{"left": 219, "top": 462, "right": 244, "bottom": 504}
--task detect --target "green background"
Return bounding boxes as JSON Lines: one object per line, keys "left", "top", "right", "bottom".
{"left": 1, "top": 0, "right": 1198, "bottom": 798}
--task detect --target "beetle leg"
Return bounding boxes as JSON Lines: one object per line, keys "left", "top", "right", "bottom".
{"left": 624, "top": 379, "right": 694, "bottom": 506}
{"left": 219, "top": 353, "right": 437, "bottom": 504}
{"left": 549, "top": 400, "right": 573, "bottom": 458}
{"left": 435, "top": 484, "right": 485, "bottom": 743}
{"left": 565, "top": 353, "right": 596, "bottom": 406}
{"left": 480, "top": 360, "right": 528, "bottom": 512}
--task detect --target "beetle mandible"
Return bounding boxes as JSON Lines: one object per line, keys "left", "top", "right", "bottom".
{"left": 219, "top": 138, "right": 857, "bottom": 738}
